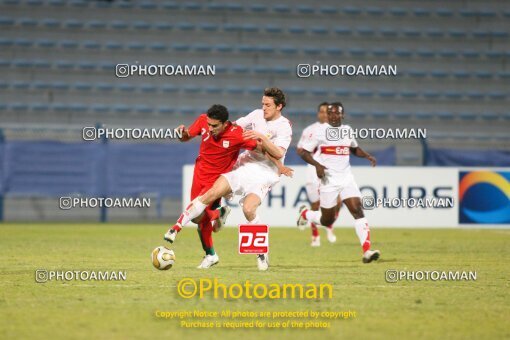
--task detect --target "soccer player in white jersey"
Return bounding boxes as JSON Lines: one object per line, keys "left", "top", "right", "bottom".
{"left": 297, "top": 102, "right": 341, "bottom": 247}
{"left": 297, "top": 102, "right": 381, "bottom": 263}
{"left": 164, "top": 88, "right": 292, "bottom": 271}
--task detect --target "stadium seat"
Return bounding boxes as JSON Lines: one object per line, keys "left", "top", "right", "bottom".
{"left": 431, "top": 70, "right": 448, "bottom": 78}
{"left": 459, "top": 9, "right": 478, "bottom": 18}
{"left": 297, "top": 5, "right": 314, "bottom": 14}
{"left": 319, "top": 6, "right": 338, "bottom": 14}
{"left": 265, "top": 24, "right": 282, "bottom": 33}
{"left": 192, "top": 44, "right": 212, "bottom": 52}
{"left": 326, "top": 47, "right": 342, "bottom": 55}
{"left": 439, "top": 49, "right": 457, "bottom": 58}
{"left": 488, "top": 92, "right": 506, "bottom": 100}
{"left": 224, "top": 23, "right": 242, "bottom": 32}
{"left": 423, "top": 91, "right": 441, "bottom": 99}
{"left": 183, "top": 2, "right": 201, "bottom": 10}
{"left": 14, "top": 38, "right": 33, "bottom": 47}
{"left": 487, "top": 51, "right": 505, "bottom": 59}
{"left": 238, "top": 45, "right": 257, "bottom": 53}
{"left": 413, "top": 8, "right": 430, "bottom": 16}
{"left": 372, "top": 48, "right": 389, "bottom": 57}
{"left": 118, "top": 84, "right": 135, "bottom": 92}
{"left": 357, "top": 27, "right": 375, "bottom": 36}
{"left": 135, "top": 105, "right": 153, "bottom": 114}
{"left": 177, "top": 22, "right": 195, "bottom": 31}
{"left": 436, "top": 112, "right": 455, "bottom": 120}
{"left": 78, "top": 62, "right": 95, "bottom": 70}
{"left": 288, "top": 26, "right": 306, "bottom": 34}
{"left": 31, "top": 103, "right": 49, "bottom": 112}
{"left": 475, "top": 71, "right": 492, "bottom": 79}
{"left": 458, "top": 112, "right": 477, "bottom": 120}
{"left": 257, "top": 45, "right": 274, "bottom": 53}
{"left": 273, "top": 4, "right": 291, "bottom": 13}
{"left": 12, "top": 82, "right": 30, "bottom": 90}
{"left": 436, "top": 8, "right": 454, "bottom": 17}
{"left": 64, "top": 19, "right": 84, "bottom": 29}
{"left": 448, "top": 29, "right": 467, "bottom": 38}
{"left": 426, "top": 29, "right": 444, "bottom": 38}
{"left": 226, "top": 86, "right": 243, "bottom": 94}
{"left": 394, "top": 48, "right": 412, "bottom": 57}
{"left": 86, "top": 20, "right": 106, "bottom": 29}
{"left": 400, "top": 91, "right": 418, "bottom": 98}
{"left": 380, "top": 27, "right": 398, "bottom": 36}
{"left": 311, "top": 88, "right": 328, "bottom": 96}
{"left": 133, "top": 21, "right": 151, "bottom": 30}
{"left": 60, "top": 40, "right": 79, "bottom": 49}
{"left": 111, "top": 21, "right": 128, "bottom": 30}
{"left": 157, "top": 106, "right": 174, "bottom": 114}
{"left": 172, "top": 43, "right": 190, "bottom": 51}
{"left": 349, "top": 48, "right": 367, "bottom": 56}
{"left": 480, "top": 112, "right": 499, "bottom": 121}
{"left": 403, "top": 28, "right": 421, "bottom": 37}
{"left": 83, "top": 41, "right": 101, "bottom": 49}
{"left": 491, "top": 30, "right": 508, "bottom": 38}
{"left": 140, "top": 84, "right": 157, "bottom": 93}
{"left": 205, "top": 86, "right": 222, "bottom": 94}
{"left": 334, "top": 88, "right": 351, "bottom": 96}
{"left": 378, "top": 90, "right": 396, "bottom": 98}
{"left": 343, "top": 6, "right": 362, "bottom": 15}
{"left": 0, "top": 38, "right": 13, "bottom": 47}
{"left": 216, "top": 44, "right": 233, "bottom": 52}
{"left": 19, "top": 18, "right": 38, "bottom": 27}
{"left": 287, "top": 87, "right": 306, "bottom": 95}
{"left": 334, "top": 26, "right": 352, "bottom": 35}
{"left": 242, "top": 24, "right": 258, "bottom": 32}
{"left": 445, "top": 91, "right": 462, "bottom": 99}
{"left": 311, "top": 26, "right": 328, "bottom": 35}
{"left": 155, "top": 22, "right": 172, "bottom": 30}
{"left": 10, "top": 103, "right": 29, "bottom": 111}
{"left": 250, "top": 4, "right": 267, "bottom": 12}
{"left": 408, "top": 70, "right": 427, "bottom": 78}
{"left": 162, "top": 84, "right": 178, "bottom": 93}
{"left": 389, "top": 7, "right": 407, "bottom": 16}
{"left": 96, "top": 83, "right": 113, "bottom": 92}
{"left": 366, "top": 7, "right": 384, "bottom": 16}
{"left": 182, "top": 85, "right": 200, "bottom": 93}
{"left": 226, "top": 3, "right": 244, "bottom": 11}
{"left": 37, "top": 39, "right": 56, "bottom": 48}
{"left": 73, "top": 82, "right": 92, "bottom": 91}
{"left": 453, "top": 70, "right": 470, "bottom": 79}
{"left": 303, "top": 47, "right": 321, "bottom": 55}
{"left": 113, "top": 105, "right": 131, "bottom": 113}
{"left": 33, "top": 82, "right": 51, "bottom": 90}
{"left": 55, "top": 60, "right": 74, "bottom": 69}
{"left": 416, "top": 49, "right": 435, "bottom": 58}
{"left": 393, "top": 112, "right": 412, "bottom": 119}
{"left": 105, "top": 42, "right": 122, "bottom": 50}
{"left": 356, "top": 90, "right": 374, "bottom": 97}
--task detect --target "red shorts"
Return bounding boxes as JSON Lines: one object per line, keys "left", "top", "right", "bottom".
{"left": 190, "top": 174, "right": 221, "bottom": 216}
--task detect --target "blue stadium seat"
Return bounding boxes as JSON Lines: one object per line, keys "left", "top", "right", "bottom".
{"left": 242, "top": 24, "right": 258, "bottom": 32}
{"left": 37, "top": 39, "right": 56, "bottom": 48}
{"left": 453, "top": 70, "right": 470, "bottom": 79}
{"left": 343, "top": 6, "right": 362, "bottom": 15}
{"left": 14, "top": 38, "right": 32, "bottom": 47}
{"left": 403, "top": 28, "right": 421, "bottom": 37}
{"left": 114, "top": 105, "right": 130, "bottom": 113}
{"left": 205, "top": 86, "right": 222, "bottom": 94}
{"left": 55, "top": 60, "right": 73, "bottom": 69}
{"left": 303, "top": 47, "right": 321, "bottom": 55}
{"left": 139, "top": 1, "right": 158, "bottom": 10}
{"left": 280, "top": 45, "right": 298, "bottom": 54}
{"left": 53, "top": 103, "right": 70, "bottom": 112}
{"left": 366, "top": 7, "right": 384, "bottom": 16}
{"left": 27, "top": 0, "right": 43, "bottom": 5}
{"left": 223, "top": 23, "right": 242, "bottom": 32}
{"left": 33, "top": 82, "right": 51, "bottom": 90}
{"left": 226, "top": 86, "right": 244, "bottom": 94}
{"left": 273, "top": 4, "right": 291, "bottom": 13}
{"left": 155, "top": 22, "right": 172, "bottom": 30}
{"left": 135, "top": 105, "right": 153, "bottom": 114}
{"left": 33, "top": 59, "right": 49, "bottom": 68}
{"left": 288, "top": 26, "right": 306, "bottom": 34}
{"left": 238, "top": 45, "right": 256, "bottom": 53}
{"left": 394, "top": 48, "right": 412, "bottom": 57}
{"left": 372, "top": 48, "right": 389, "bottom": 57}
{"left": 426, "top": 29, "right": 444, "bottom": 37}
{"left": 60, "top": 40, "right": 79, "bottom": 49}
{"left": 180, "top": 107, "right": 196, "bottom": 114}
{"left": 19, "top": 18, "right": 38, "bottom": 27}
{"left": 14, "top": 60, "right": 35, "bottom": 68}
{"left": 182, "top": 85, "right": 200, "bottom": 93}
{"left": 413, "top": 8, "right": 430, "bottom": 16}
{"left": 74, "top": 82, "right": 92, "bottom": 91}
{"left": 334, "top": 88, "right": 351, "bottom": 96}
{"left": 183, "top": 2, "right": 201, "bottom": 10}
{"left": 127, "top": 41, "right": 145, "bottom": 50}
{"left": 0, "top": 81, "right": 8, "bottom": 89}
{"left": 389, "top": 7, "right": 407, "bottom": 16}
{"left": 326, "top": 47, "right": 342, "bottom": 55}
{"left": 87, "top": 20, "right": 106, "bottom": 29}
{"left": 371, "top": 111, "right": 390, "bottom": 119}
{"left": 31, "top": 103, "right": 50, "bottom": 112}
{"left": 265, "top": 24, "right": 282, "bottom": 33}
{"left": 349, "top": 48, "right": 367, "bottom": 56}
{"left": 486, "top": 51, "right": 505, "bottom": 59}
{"left": 319, "top": 6, "right": 337, "bottom": 14}
{"left": 250, "top": 4, "right": 267, "bottom": 12}
{"left": 216, "top": 44, "right": 233, "bottom": 52}
{"left": 488, "top": 92, "right": 506, "bottom": 100}
{"left": 105, "top": 41, "right": 122, "bottom": 50}
{"left": 247, "top": 87, "right": 260, "bottom": 95}
{"left": 192, "top": 44, "right": 212, "bottom": 52}
{"left": 49, "top": 0, "right": 65, "bottom": 6}
{"left": 10, "top": 103, "right": 29, "bottom": 111}
{"left": 253, "top": 66, "right": 271, "bottom": 74}
{"left": 378, "top": 90, "right": 396, "bottom": 98}
{"left": 357, "top": 27, "right": 375, "bottom": 36}
{"left": 0, "top": 17, "right": 15, "bottom": 26}
{"left": 436, "top": 8, "right": 454, "bottom": 17}
{"left": 394, "top": 112, "right": 412, "bottom": 119}
{"left": 475, "top": 71, "right": 492, "bottom": 79}
{"left": 379, "top": 27, "right": 398, "bottom": 36}
{"left": 13, "top": 81, "right": 30, "bottom": 89}
{"left": 400, "top": 91, "right": 418, "bottom": 98}
{"left": 479, "top": 9, "right": 496, "bottom": 17}
{"left": 92, "top": 83, "right": 111, "bottom": 92}
{"left": 226, "top": 3, "right": 244, "bottom": 11}
{"left": 423, "top": 91, "right": 440, "bottom": 99}
{"left": 83, "top": 40, "right": 101, "bottom": 49}
{"left": 416, "top": 49, "right": 435, "bottom": 58}
{"left": 445, "top": 91, "right": 462, "bottom": 99}
{"left": 162, "top": 84, "right": 178, "bottom": 93}
{"left": 78, "top": 62, "right": 95, "bottom": 70}
{"left": 311, "top": 88, "right": 328, "bottom": 96}
{"left": 287, "top": 87, "right": 306, "bottom": 95}
{"left": 199, "top": 23, "right": 218, "bottom": 31}
{"left": 157, "top": 106, "right": 174, "bottom": 114}
{"left": 439, "top": 49, "right": 457, "bottom": 58}
{"left": 459, "top": 9, "right": 477, "bottom": 18}
{"left": 462, "top": 50, "right": 480, "bottom": 58}
{"left": 140, "top": 84, "right": 157, "bottom": 93}
{"left": 467, "top": 92, "right": 484, "bottom": 100}
{"left": 257, "top": 45, "right": 274, "bottom": 53}
{"left": 150, "top": 43, "right": 166, "bottom": 51}
{"left": 70, "top": 103, "right": 87, "bottom": 112}
{"left": 297, "top": 5, "right": 314, "bottom": 14}
{"left": 334, "top": 26, "right": 352, "bottom": 35}
{"left": 118, "top": 84, "right": 135, "bottom": 92}
{"left": 64, "top": 19, "right": 84, "bottom": 29}
{"left": 311, "top": 26, "right": 328, "bottom": 34}
{"left": 472, "top": 30, "right": 490, "bottom": 38}
{"left": 431, "top": 70, "right": 448, "bottom": 78}
{"left": 436, "top": 112, "right": 455, "bottom": 120}
{"left": 498, "top": 71, "right": 510, "bottom": 79}
{"left": 111, "top": 21, "right": 128, "bottom": 30}
{"left": 99, "top": 62, "right": 115, "bottom": 71}
{"left": 355, "top": 89, "right": 374, "bottom": 97}
{"left": 133, "top": 21, "right": 151, "bottom": 30}
{"left": 480, "top": 112, "right": 499, "bottom": 121}
{"left": 449, "top": 29, "right": 467, "bottom": 37}
{"left": 162, "top": 2, "right": 179, "bottom": 10}
{"left": 491, "top": 31, "right": 508, "bottom": 38}
{"left": 0, "top": 38, "right": 13, "bottom": 47}
{"left": 172, "top": 43, "right": 190, "bottom": 51}
{"left": 117, "top": 1, "right": 133, "bottom": 9}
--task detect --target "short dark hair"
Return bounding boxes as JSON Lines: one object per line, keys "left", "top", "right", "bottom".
{"left": 206, "top": 104, "right": 229, "bottom": 123}
{"left": 329, "top": 101, "right": 344, "bottom": 114}
{"left": 263, "top": 87, "right": 286, "bottom": 109}
{"left": 318, "top": 102, "right": 329, "bottom": 111}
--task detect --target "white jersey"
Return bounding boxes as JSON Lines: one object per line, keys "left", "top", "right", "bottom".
{"left": 301, "top": 123, "right": 358, "bottom": 175}
{"left": 297, "top": 122, "right": 322, "bottom": 161}
{"left": 235, "top": 109, "right": 293, "bottom": 174}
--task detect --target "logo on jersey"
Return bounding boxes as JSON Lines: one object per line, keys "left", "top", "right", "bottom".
{"left": 223, "top": 141, "right": 230, "bottom": 148}
{"left": 239, "top": 225, "right": 269, "bottom": 254}
{"left": 320, "top": 146, "right": 350, "bottom": 155}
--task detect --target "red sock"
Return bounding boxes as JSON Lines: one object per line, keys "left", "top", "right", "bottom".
{"left": 199, "top": 215, "right": 215, "bottom": 255}
{"left": 206, "top": 206, "right": 220, "bottom": 221}
{"left": 301, "top": 209, "right": 308, "bottom": 220}
{"left": 362, "top": 231, "right": 371, "bottom": 253}
{"left": 311, "top": 223, "right": 319, "bottom": 237}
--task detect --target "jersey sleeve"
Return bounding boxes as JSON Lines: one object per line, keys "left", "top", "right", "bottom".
{"left": 241, "top": 138, "right": 258, "bottom": 150}
{"left": 187, "top": 114, "right": 207, "bottom": 137}
{"left": 235, "top": 110, "right": 256, "bottom": 129}
{"left": 301, "top": 126, "right": 320, "bottom": 152}
{"left": 273, "top": 120, "right": 292, "bottom": 151}
{"left": 349, "top": 126, "right": 359, "bottom": 147}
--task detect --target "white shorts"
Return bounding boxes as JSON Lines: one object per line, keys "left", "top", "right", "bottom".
{"left": 319, "top": 172, "right": 361, "bottom": 209}
{"left": 305, "top": 164, "right": 320, "bottom": 203}
{"left": 221, "top": 163, "right": 280, "bottom": 202}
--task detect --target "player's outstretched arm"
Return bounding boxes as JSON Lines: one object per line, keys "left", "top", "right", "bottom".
{"left": 350, "top": 147, "right": 377, "bottom": 167}
{"left": 177, "top": 124, "right": 193, "bottom": 142}
{"left": 265, "top": 152, "right": 294, "bottom": 177}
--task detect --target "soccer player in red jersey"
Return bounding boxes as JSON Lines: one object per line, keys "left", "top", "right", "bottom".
{"left": 173, "top": 104, "right": 258, "bottom": 269}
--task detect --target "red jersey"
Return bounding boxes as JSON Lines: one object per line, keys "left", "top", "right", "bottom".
{"left": 188, "top": 114, "right": 258, "bottom": 184}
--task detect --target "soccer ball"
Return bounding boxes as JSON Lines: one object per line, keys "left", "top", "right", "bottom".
{"left": 151, "top": 246, "right": 175, "bottom": 270}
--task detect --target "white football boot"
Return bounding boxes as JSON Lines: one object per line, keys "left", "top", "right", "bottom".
{"left": 311, "top": 236, "right": 321, "bottom": 247}
{"left": 326, "top": 228, "right": 337, "bottom": 243}
{"left": 214, "top": 206, "right": 231, "bottom": 232}
{"left": 257, "top": 254, "right": 269, "bottom": 271}
{"left": 362, "top": 249, "right": 381, "bottom": 263}
{"left": 297, "top": 205, "right": 308, "bottom": 230}
{"left": 197, "top": 254, "right": 219, "bottom": 269}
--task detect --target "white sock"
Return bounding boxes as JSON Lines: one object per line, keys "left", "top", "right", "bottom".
{"left": 354, "top": 217, "right": 370, "bottom": 246}
{"left": 177, "top": 197, "right": 207, "bottom": 227}
{"left": 305, "top": 210, "right": 322, "bottom": 225}
{"left": 246, "top": 215, "right": 260, "bottom": 225}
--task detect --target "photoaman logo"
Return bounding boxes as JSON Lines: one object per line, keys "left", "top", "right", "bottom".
{"left": 459, "top": 171, "right": 510, "bottom": 224}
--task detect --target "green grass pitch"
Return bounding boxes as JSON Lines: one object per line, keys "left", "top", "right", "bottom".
{"left": 0, "top": 223, "right": 508, "bottom": 339}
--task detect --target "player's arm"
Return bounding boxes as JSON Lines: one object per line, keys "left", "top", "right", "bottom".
{"left": 266, "top": 152, "right": 294, "bottom": 177}
{"left": 180, "top": 114, "right": 206, "bottom": 142}
{"left": 300, "top": 149, "right": 326, "bottom": 178}
{"left": 350, "top": 146, "right": 377, "bottom": 167}
{"left": 177, "top": 124, "right": 192, "bottom": 142}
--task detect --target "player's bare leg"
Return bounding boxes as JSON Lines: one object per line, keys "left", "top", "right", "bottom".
{"left": 308, "top": 201, "right": 321, "bottom": 246}
{"left": 242, "top": 193, "right": 269, "bottom": 271}
{"left": 325, "top": 198, "right": 341, "bottom": 244}
{"left": 343, "top": 197, "right": 380, "bottom": 263}
{"left": 164, "top": 176, "right": 232, "bottom": 243}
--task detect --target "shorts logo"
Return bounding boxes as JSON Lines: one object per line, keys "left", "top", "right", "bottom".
{"left": 239, "top": 225, "right": 269, "bottom": 254}
{"left": 223, "top": 141, "right": 230, "bottom": 148}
